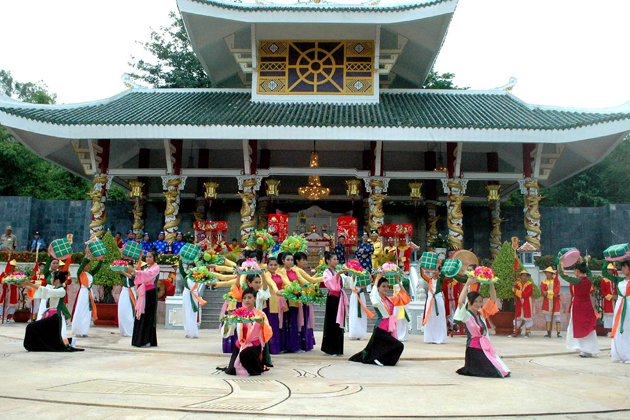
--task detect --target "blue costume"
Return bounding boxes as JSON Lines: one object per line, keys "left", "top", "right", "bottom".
{"left": 141, "top": 240, "right": 153, "bottom": 254}
{"left": 171, "top": 240, "right": 185, "bottom": 255}
{"left": 355, "top": 242, "right": 374, "bottom": 271}
{"left": 271, "top": 242, "right": 281, "bottom": 255}
{"left": 335, "top": 243, "right": 346, "bottom": 265}
{"left": 153, "top": 239, "right": 169, "bottom": 254}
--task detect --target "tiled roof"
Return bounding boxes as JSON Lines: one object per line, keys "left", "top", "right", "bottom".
{"left": 189, "top": 0, "right": 450, "bottom": 13}
{"left": 1, "top": 90, "right": 629, "bottom": 130}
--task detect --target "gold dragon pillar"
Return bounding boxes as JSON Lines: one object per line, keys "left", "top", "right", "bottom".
{"left": 129, "top": 181, "right": 145, "bottom": 236}
{"left": 364, "top": 178, "right": 389, "bottom": 232}
{"left": 442, "top": 179, "right": 467, "bottom": 250}
{"left": 425, "top": 201, "right": 439, "bottom": 251}
{"left": 238, "top": 176, "right": 263, "bottom": 244}
{"left": 486, "top": 184, "right": 503, "bottom": 260}
{"left": 88, "top": 174, "right": 113, "bottom": 239}
{"left": 162, "top": 176, "right": 187, "bottom": 244}
{"left": 520, "top": 179, "right": 542, "bottom": 250}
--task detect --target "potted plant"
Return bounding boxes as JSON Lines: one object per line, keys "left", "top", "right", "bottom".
{"left": 92, "top": 231, "right": 121, "bottom": 326}
{"left": 481, "top": 241, "right": 541, "bottom": 335}
{"left": 430, "top": 234, "right": 450, "bottom": 259}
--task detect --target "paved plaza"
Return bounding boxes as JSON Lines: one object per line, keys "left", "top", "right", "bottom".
{"left": 0, "top": 324, "right": 628, "bottom": 419}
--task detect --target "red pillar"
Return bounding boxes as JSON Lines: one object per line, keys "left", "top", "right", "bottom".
{"left": 446, "top": 142, "right": 457, "bottom": 179}
{"left": 522, "top": 143, "right": 535, "bottom": 178}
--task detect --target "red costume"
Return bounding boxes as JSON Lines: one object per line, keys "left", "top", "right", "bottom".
{"left": 571, "top": 276, "right": 597, "bottom": 338}
{"left": 0, "top": 265, "right": 18, "bottom": 307}
{"left": 541, "top": 277, "right": 561, "bottom": 315}
{"left": 600, "top": 278, "right": 615, "bottom": 315}
{"left": 513, "top": 280, "right": 533, "bottom": 321}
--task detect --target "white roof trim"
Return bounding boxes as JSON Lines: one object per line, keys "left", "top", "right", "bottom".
{"left": 178, "top": 0, "right": 458, "bottom": 24}
{"left": 1, "top": 109, "right": 628, "bottom": 144}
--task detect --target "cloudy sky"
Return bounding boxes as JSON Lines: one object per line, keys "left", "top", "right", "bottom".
{"left": 1, "top": 0, "right": 628, "bottom": 108}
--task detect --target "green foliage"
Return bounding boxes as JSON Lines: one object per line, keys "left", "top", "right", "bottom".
{"left": 128, "top": 11, "right": 211, "bottom": 88}
{"left": 93, "top": 231, "right": 122, "bottom": 303}
{"left": 430, "top": 233, "right": 450, "bottom": 249}
{"left": 0, "top": 70, "right": 57, "bottom": 104}
{"left": 421, "top": 70, "right": 468, "bottom": 90}
{"left": 481, "top": 241, "right": 521, "bottom": 300}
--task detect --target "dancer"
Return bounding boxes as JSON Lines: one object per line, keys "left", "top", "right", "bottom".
{"left": 293, "top": 252, "right": 320, "bottom": 351}
{"left": 71, "top": 257, "right": 102, "bottom": 337}
{"left": 38, "top": 254, "right": 72, "bottom": 320}
{"left": 178, "top": 259, "right": 207, "bottom": 339}
{"left": 321, "top": 252, "right": 348, "bottom": 356}
{"left": 602, "top": 260, "right": 630, "bottom": 363}
{"left": 559, "top": 257, "right": 600, "bottom": 357}
{"left": 261, "top": 257, "right": 287, "bottom": 355}
{"left": 21, "top": 271, "right": 82, "bottom": 352}
{"left": 454, "top": 277, "right": 510, "bottom": 378}
{"left": 541, "top": 266, "right": 562, "bottom": 338}
{"left": 394, "top": 275, "right": 413, "bottom": 342}
{"left": 222, "top": 287, "right": 273, "bottom": 376}
{"left": 30, "top": 262, "right": 46, "bottom": 321}
{"left": 346, "top": 272, "right": 372, "bottom": 341}
{"left": 601, "top": 263, "right": 617, "bottom": 335}
{"left": 349, "top": 274, "right": 410, "bottom": 366}
{"left": 510, "top": 270, "right": 534, "bottom": 338}
{"left": 118, "top": 262, "right": 139, "bottom": 337}
{"left": 121, "top": 250, "right": 161, "bottom": 347}
{"left": 443, "top": 277, "right": 461, "bottom": 332}
{"left": 421, "top": 266, "right": 447, "bottom": 344}
{"left": 276, "top": 253, "right": 301, "bottom": 353}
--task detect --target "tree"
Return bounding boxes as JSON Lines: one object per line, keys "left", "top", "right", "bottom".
{"left": 93, "top": 231, "right": 122, "bottom": 304}
{"left": 421, "top": 70, "right": 468, "bottom": 90}
{"left": 128, "top": 11, "right": 211, "bottom": 88}
{"left": 0, "top": 70, "right": 127, "bottom": 201}
{"left": 481, "top": 241, "right": 541, "bottom": 310}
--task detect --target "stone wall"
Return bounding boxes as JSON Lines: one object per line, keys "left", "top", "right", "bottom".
{"left": 2, "top": 196, "right": 629, "bottom": 259}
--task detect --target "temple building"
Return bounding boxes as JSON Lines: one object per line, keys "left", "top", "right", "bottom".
{"left": 1, "top": 0, "right": 629, "bottom": 258}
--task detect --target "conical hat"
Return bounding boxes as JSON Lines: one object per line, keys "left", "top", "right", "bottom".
{"left": 519, "top": 269, "right": 530, "bottom": 275}
{"left": 542, "top": 266, "right": 555, "bottom": 273}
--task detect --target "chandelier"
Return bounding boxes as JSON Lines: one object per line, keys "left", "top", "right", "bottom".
{"left": 298, "top": 143, "right": 330, "bottom": 200}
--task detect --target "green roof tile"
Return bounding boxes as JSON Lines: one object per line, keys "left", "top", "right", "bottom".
{"left": 1, "top": 90, "right": 628, "bottom": 131}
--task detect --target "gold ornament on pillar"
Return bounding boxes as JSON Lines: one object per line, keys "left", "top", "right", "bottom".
{"left": 409, "top": 182, "right": 423, "bottom": 205}
{"left": 238, "top": 178, "right": 259, "bottom": 244}
{"left": 446, "top": 180, "right": 465, "bottom": 250}
{"left": 487, "top": 184, "right": 503, "bottom": 260}
{"left": 346, "top": 179, "right": 361, "bottom": 199}
{"left": 257, "top": 198, "right": 269, "bottom": 230}
{"left": 88, "top": 175, "right": 111, "bottom": 239}
{"left": 523, "top": 180, "right": 542, "bottom": 251}
{"left": 163, "top": 177, "right": 184, "bottom": 244}
{"left": 425, "top": 201, "right": 439, "bottom": 250}
{"left": 204, "top": 181, "right": 218, "bottom": 200}
{"left": 128, "top": 181, "right": 145, "bottom": 235}
{"left": 367, "top": 179, "right": 387, "bottom": 232}
{"left": 266, "top": 179, "right": 280, "bottom": 197}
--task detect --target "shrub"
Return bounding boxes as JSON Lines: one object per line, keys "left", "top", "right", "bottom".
{"left": 92, "top": 231, "right": 122, "bottom": 303}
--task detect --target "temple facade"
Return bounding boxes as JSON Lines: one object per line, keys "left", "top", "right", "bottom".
{"left": 1, "top": 0, "right": 629, "bottom": 256}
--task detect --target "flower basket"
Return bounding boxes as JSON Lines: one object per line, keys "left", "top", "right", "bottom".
{"left": 235, "top": 259, "right": 262, "bottom": 276}
{"left": 299, "top": 283, "right": 327, "bottom": 306}
{"left": 186, "top": 265, "right": 216, "bottom": 284}
{"left": 373, "top": 262, "right": 403, "bottom": 285}
{"left": 202, "top": 250, "right": 225, "bottom": 265}
{"left": 247, "top": 230, "right": 275, "bottom": 252}
{"left": 220, "top": 307, "right": 263, "bottom": 324}
{"left": 280, "top": 235, "right": 308, "bottom": 254}
{"left": 343, "top": 260, "right": 371, "bottom": 287}
{"left": 467, "top": 266, "right": 499, "bottom": 285}
{"left": 110, "top": 260, "right": 129, "bottom": 272}
{"left": 1, "top": 272, "right": 27, "bottom": 286}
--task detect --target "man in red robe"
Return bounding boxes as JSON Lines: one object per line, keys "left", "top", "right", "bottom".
{"left": 541, "top": 266, "right": 562, "bottom": 338}
{"left": 0, "top": 260, "right": 19, "bottom": 323}
{"left": 510, "top": 270, "right": 534, "bottom": 338}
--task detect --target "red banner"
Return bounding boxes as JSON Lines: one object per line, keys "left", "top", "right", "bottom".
{"left": 268, "top": 213, "right": 289, "bottom": 242}
{"left": 337, "top": 216, "right": 358, "bottom": 245}
{"left": 379, "top": 224, "right": 413, "bottom": 238}
{"left": 193, "top": 221, "right": 228, "bottom": 232}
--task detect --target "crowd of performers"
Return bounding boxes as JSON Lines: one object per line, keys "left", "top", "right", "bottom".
{"left": 2, "top": 235, "right": 630, "bottom": 378}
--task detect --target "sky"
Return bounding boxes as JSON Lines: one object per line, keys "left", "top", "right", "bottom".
{"left": 0, "top": 0, "right": 628, "bottom": 108}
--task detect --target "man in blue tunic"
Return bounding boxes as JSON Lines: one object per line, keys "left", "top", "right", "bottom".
{"left": 140, "top": 233, "right": 152, "bottom": 254}
{"left": 355, "top": 232, "right": 374, "bottom": 272}
{"left": 335, "top": 234, "right": 347, "bottom": 265}
{"left": 153, "top": 232, "right": 169, "bottom": 254}
{"left": 171, "top": 232, "right": 186, "bottom": 255}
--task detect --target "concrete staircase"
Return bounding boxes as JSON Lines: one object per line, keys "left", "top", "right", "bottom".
{"left": 200, "top": 287, "right": 378, "bottom": 332}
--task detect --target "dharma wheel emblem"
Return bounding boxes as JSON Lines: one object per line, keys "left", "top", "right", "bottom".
{"left": 269, "top": 43, "right": 279, "bottom": 53}
{"left": 354, "top": 43, "right": 365, "bottom": 54}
